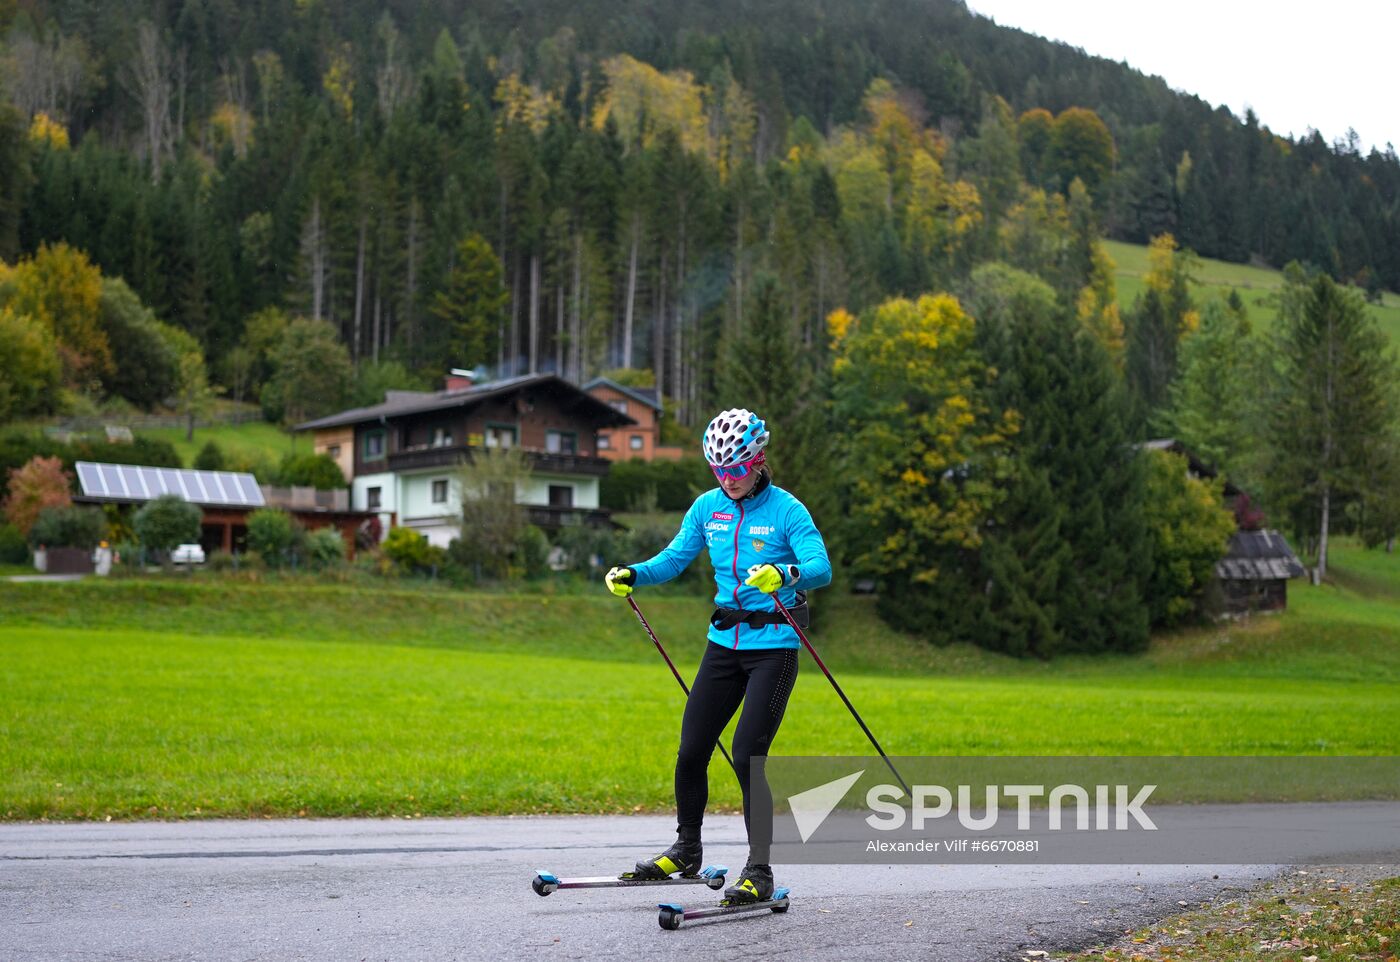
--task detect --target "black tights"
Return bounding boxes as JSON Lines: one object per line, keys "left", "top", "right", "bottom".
{"left": 674, "top": 642, "right": 798, "bottom": 865}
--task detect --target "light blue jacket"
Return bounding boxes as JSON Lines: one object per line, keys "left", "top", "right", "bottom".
{"left": 630, "top": 482, "right": 832, "bottom": 650}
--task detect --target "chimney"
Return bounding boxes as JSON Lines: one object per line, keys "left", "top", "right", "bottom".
{"left": 445, "top": 367, "right": 474, "bottom": 393}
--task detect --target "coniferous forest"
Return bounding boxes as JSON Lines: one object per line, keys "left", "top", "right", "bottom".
{"left": 2, "top": 0, "right": 1399, "bottom": 654}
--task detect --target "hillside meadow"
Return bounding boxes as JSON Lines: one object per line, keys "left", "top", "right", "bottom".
{"left": 1106, "top": 239, "right": 1400, "bottom": 344}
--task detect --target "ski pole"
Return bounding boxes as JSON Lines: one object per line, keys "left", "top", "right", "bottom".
{"left": 771, "top": 594, "right": 912, "bottom": 797}
{"left": 626, "top": 595, "right": 737, "bottom": 773}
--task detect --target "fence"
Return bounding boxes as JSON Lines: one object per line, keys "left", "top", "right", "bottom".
{"left": 52, "top": 410, "right": 267, "bottom": 432}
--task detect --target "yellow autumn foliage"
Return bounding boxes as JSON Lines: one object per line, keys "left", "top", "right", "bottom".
{"left": 495, "top": 74, "right": 559, "bottom": 135}
{"left": 209, "top": 103, "right": 254, "bottom": 158}
{"left": 28, "top": 113, "right": 69, "bottom": 150}
{"left": 833, "top": 292, "right": 1015, "bottom": 582}
{"left": 322, "top": 52, "right": 354, "bottom": 118}
{"left": 592, "top": 54, "right": 706, "bottom": 154}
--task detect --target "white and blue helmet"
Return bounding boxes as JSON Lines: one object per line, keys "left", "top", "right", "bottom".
{"left": 703, "top": 408, "right": 769, "bottom": 466}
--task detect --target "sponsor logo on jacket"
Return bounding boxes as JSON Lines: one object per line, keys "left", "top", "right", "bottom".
{"left": 713, "top": 512, "right": 735, "bottom": 521}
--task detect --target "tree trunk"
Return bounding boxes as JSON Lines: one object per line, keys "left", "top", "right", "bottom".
{"left": 405, "top": 198, "right": 419, "bottom": 358}
{"left": 186, "top": 409, "right": 195, "bottom": 443}
{"left": 1315, "top": 485, "right": 1330, "bottom": 584}
{"left": 372, "top": 289, "right": 381, "bottom": 364}
{"left": 555, "top": 283, "right": 564, "bottom": 376}
{"left": 306, "top": 196, "right": 326, "bottom": 321}
{"left": 623, "top": 219, "right": 639, "bottom": 369}
{"left": 571, "top": 232, "right": 582, "bottom": 382}
{"left": 655, "top": 252, "right": 667, "bottom": 404}
{"left": 509, "top": 249, "right": 522, "bottom": 376}
{"left": 353, "top": 217, "right": 366, "bottom": 363}
{"left": 127, "top": 22, "right": 171, "bottom": 183}
{"left": 1315, "top": 300, "right": 1336, "bottom": 584}
{"left": 528, "top": 252, "right": 540, "bottom": 373}
{"left": 673, "top": 225, "right": 686, "bottom": 422}
{"left": 733, "top": 200, "right": 744, "bottom": 338}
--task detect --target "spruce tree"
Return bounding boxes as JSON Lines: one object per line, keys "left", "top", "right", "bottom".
{"left": 717, "top": 272, "right": 836, "bottom": 532}
{"left": 1165, "top": 295, "right": 1261, "bottom": 480}
{"left": 1265, "top": 270, "right": 1398, "bottom": 579}
{"left": 963, "top": 263, "right": 1070, "bottom": 656}
{"left": 967, "top": 262, "right": 1152, "bottom": 655}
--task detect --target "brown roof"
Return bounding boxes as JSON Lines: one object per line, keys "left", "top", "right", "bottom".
{"left": 294, "top": 373, "right": 636, "bottom": 432}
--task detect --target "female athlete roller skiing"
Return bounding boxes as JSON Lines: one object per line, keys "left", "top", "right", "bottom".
{"left": 603, "top": 408, "right": 831, "bottom": 905}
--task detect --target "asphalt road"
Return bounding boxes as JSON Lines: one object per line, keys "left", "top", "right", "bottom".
{"left": 0, "top": 814, "right": 1297, "bottom": 961}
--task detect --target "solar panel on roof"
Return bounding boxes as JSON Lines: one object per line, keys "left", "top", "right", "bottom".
{"left": 74, "top": 462, "right": 265, "bottom": 508}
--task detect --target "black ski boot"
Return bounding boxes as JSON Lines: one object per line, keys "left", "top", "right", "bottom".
{"left": 722, "top": 862, "right": 774, "bottom": 904}
{"left": 631, "top": 835, "right": 703, "bottom": 880}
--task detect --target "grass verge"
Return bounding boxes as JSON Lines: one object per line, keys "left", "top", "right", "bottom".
{"left": 1055, "top": 867, "right": 1400, "bottom": 962}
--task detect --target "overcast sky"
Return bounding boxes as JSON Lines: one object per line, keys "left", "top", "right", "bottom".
{"left": 964, "top": 1, "right": 1399, "bottom": 154}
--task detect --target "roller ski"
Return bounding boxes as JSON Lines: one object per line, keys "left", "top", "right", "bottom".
{"left": 657, "top": 886, "right": 791, "bottom": 930}
{"left": 533, "top": 837, "right": 726, "bottom": 897}
{"left": 532, "top": 864, "right": 726, "bottom": 897}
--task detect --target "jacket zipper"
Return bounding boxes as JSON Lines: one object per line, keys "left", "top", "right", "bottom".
{"left": 731, "top": 501, "right": 745, "bottom": 649}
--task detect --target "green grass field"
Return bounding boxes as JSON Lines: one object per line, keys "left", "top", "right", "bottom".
{"left": 1104, "top": 239, "right": 1400, "bottom": 345}
{"left": 1, "top": 542, "right": 1397, "bottom": 820}
{"left": 135, "top": 420, "right": 299, "bottom": 468}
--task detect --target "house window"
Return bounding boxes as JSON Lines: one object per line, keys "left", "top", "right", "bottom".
{"left": 485, "top": 423, "right": 517, "bottom": 448}
{"left": 432, "top": 426, "right": 454, "bottom": 447}
{"left": 609, "top": 398, "right": 628, "bottom": 414}
{"left": 597, "top": 434, "right": 611, "bottom": 450}
{"left": 545, "top": 430, "right": 577, "bottom": 455}
{"left": 328, "top": 444, "right": 341, "bottom": 459}
{"left": 367, "top": 486, "right": 382, "bottom": 510}
{"left": 549, "top": 484, "right": 574, "bottom": 508}
{"left": 630, "top": 434, "right": 644, "bottom": 451}
{"left": 363, "top": 430, "right": 386, "bottom": 461}
{"left": 431, "top": 479, "right": 448, "bottom": 504}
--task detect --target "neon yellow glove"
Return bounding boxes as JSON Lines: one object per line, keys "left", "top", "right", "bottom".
{"left": 605, "top": 566, "right": 635, "bottom": 598}
{"left": 745, "top": 563, "right": 795, "bottom": 595}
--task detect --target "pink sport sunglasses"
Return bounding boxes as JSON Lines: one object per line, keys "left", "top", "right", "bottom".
{"left": 710, "top": 453, "right": 764, "bottom": 481}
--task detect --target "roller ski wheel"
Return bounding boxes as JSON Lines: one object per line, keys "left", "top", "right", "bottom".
{"left": 531, "top": 871, "right": 559, "bottom": 897}
{"left": 658, "top": 905, "right": 683, "bottom": 930}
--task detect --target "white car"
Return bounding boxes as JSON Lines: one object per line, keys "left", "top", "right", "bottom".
{"left": 171, "top": 543, "right": 206, "bottom": 565}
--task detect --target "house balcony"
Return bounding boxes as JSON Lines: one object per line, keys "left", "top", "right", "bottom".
{"left": 386, "top": 445, "right": 612, "bottom": 476}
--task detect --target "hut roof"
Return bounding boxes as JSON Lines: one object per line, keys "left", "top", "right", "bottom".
{"left": 1214, "top": 529, "right": 1307, "bottom": 581}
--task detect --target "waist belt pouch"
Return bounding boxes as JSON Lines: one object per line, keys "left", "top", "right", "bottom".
{"left": 710, "top": 591, "right": 810, "bottom": 631}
